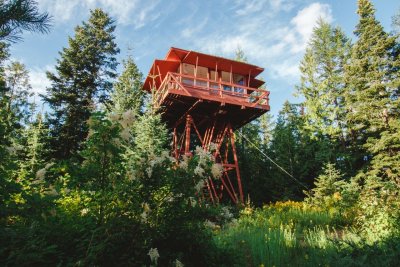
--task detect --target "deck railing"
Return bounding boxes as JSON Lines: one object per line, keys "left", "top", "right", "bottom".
{"left": 154, "top": 72, "right": 269, "bottom": 109}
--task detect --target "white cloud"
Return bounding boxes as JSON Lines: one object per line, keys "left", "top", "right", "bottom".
{"left": 37, "top": 0, "right": 160, "bottom": 27}
{"left": 234, "top": 0, "right": 265, "bottom": 16}
{"left": 185, "top": 2, "right": 332, "bottom": 81}
{"left": 289, "top": 2, "right": 333, "bottom": 53}
{"left": 132, "top": 0, "right": 161, "bottom": 29}
{"left": 29, "top": 66, "right": 53, "bottom": 98}
{"left": 270, "top": 59, "right": 301, "bottom": 80}
{"left": 233, "top": 0, "right": 294, "bottom": 16}
{"left": 181, "top": 17, "right": 208, "bottom": 38}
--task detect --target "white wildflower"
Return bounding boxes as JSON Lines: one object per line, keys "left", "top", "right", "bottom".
{"left": 221, "top": 206, "right": 233, "bottom": 220}
{"left": 5, "top": 146, "right": 16, "bottom": 155}
{"left": 36, "top": 168, "right": 46, "bottom": 179}
{"left": 81, "top": 208, "right": 89, "bottom": 216}
{"left": 208, "top": 142, "right": 218, "bottom": 152}
{"left": 195, "top": 146, "right": 212, "bottom": 166}
{"left": 148, "top": 248, "right": 160, "bottom": 264}
{"left": 195, "top": 146, "right": 205, "bottom": 155}
{"left": 179, "top": 155, "right": 189, "bottom": 170}
{"left": 45, "top": 162, "right": 55, "bottom": 169}
{"left": 87, "top": 129, "right": 94, "bottom": 138}
{"left": 161, "top": 150, "right": 170, "bottom": 160}
{"left": 143, "top": 202, "right": 151, "bottom": 212}
{"left": 204, "top": 219, "right": 219, "bottom": 230}
{"left": 127, "top": 170, "right": 136, "bottom": 181}
{"left": 108, "top": 112, "right": 120, "bottom": 122}
{"left": 174, "top": 259, "right": 184, "bottom": 267}
{"left": 195, "top": 179, "right": 205, "bottom": 192}
{"left": 189, "top": 197, "right": 197, "bottom": 207}
{"left": 141, "top": 211, "right": 148, "bottom": 223}
{"left": 211, "top": 163, "right": 224, "bottom": 179}
{"left": 120, "top": 128, "right": 131, "bottom": 141}
{"left": 112, "top": 138, "right": 122, "bottom": 147}
{"left": 87, "top": 117, "right": 95, "bottom": 127}
{"left": 194, "top": 165, "right": 205, "bottom": 177}
{"left": 45, "top": 185, "right": 59, "bottom": 196}
{"left": 146, "top": 166, "right": 153, "bottom": 177}
{"left": 121, "top": 109, "right": 135, "bottom": 128}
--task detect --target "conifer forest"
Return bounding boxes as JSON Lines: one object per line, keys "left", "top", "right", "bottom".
{"left": 1, "top": 0, "right": 400, "bottom": 266}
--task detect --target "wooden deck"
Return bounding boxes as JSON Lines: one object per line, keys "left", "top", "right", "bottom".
{"left": 155, "top": 72, "right": 270, "bottom": 132}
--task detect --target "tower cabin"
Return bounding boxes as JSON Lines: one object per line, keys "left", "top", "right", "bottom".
{"left": 143, "top": 47, "right": 270, "bottom": 204}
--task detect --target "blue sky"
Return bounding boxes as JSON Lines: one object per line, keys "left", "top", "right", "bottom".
{"left": 9, "top": 0, "right": 400, "bottom": 117}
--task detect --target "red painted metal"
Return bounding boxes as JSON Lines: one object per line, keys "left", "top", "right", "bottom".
{"left": 143, "top": 47, "right": 270, "bottom": 204}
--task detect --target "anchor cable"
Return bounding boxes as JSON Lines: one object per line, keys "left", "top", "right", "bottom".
{"left": 236, "top": 131, "right": 309, "bottom": 190}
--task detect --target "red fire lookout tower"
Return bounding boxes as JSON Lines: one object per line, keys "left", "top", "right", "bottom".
{"left": 143, "top": 47, "right": 270, "bottom": 204}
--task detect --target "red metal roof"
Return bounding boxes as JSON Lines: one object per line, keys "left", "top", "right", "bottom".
{"left": 143, "top": 47, "right": 265, "bottom": 91}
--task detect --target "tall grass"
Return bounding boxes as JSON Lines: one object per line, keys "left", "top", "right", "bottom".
{"left": 214, "top": 201, "right": 367, "bottom": 267}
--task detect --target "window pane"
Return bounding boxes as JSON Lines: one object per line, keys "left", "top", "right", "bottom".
{"left": 196, "top": 66, "right": 208, "bottom": 79}
{"left": 221, "top": 71, "right": 230, "bottom": 82}
{"left": 182, "top": 63, "right": 195, "bottom": 76}
{"left": 233, "top": 74, "right": 244, "bottom": 85}
{"left": 210, "top": 71, "right": 217, "bottom": 81}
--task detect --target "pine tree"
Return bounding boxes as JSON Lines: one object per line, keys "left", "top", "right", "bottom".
{"left": 268, "top": 101, "right": 329, "bottom": 200}
{"left": 20, "top": 111, "right": 49, "bottom": 174}
{"left": 392, "top": 9, "right": 400, "bottom": 36}
{"left": 259, "top": 113, "right": 274, "bottom": 147}
{"left": 133, "top": 110, "right": 168, "bottom": 158}
{"left": 0, "top": 42, "right": 19, "bottom": 216}
{"left": 4, "top": 61, "right": 33, "bottom": 125}
{"left": 307, "top": 163, "right": 346, "bottom": 205}
{"left": 345, "top": 0, "right": 400, "bottom": 180}
{"left": 110, "top": 55, "right": 144, "bottom": 115}
{"left": 297, "top": 19, "right": 351, "bottom": 172}
{"left": 0, "top": 0, "right": 51, "bottom": 42}
{"left": 44, "top": 9, "right": 119, "bottom": 159}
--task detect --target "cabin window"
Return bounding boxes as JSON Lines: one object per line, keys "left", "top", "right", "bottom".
{"left": 182, "top": 63, "right": 195, "bottom": 75}
{"left": 233, "top": 74, "right": 245, "bottom": 94}
{"left": 196, "top": 66, "right": 208, "bottom": 79}
{"left": 182, "top": 63, "right": 195, "bottom": 86}
{"left": 196, "top": 66, "right": 208, "bottom": 87}
{"left": 221, "top": 71, "right": 232, "bottom": 92}
{"left": 210, "top": 70, "right": 217, "bottom": 81}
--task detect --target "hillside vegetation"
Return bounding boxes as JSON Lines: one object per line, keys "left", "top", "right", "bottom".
{"left": 1, "top": 0, "right": 399, "bottom": 266}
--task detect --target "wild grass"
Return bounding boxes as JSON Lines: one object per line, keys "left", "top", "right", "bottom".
{"left": 214, "top": 201, "right": 400, "bottom": 267}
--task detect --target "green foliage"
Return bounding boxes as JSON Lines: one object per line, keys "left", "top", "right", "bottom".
{"left": 110, "top": 55, "right": 145, "bottom": 116}
{"left": 343, "top": 0, "right": 400, "bottom": 241}
{"left": 1, "top": 1, "right": 400, "bottom": 266}
{"left": 215, "top": 202, "right": 400, "bottom": 267}
{"left": 44, "top": 8, "right": 119, "bottom": 159}
{"left": 267, "top": 101, "right": 329, "bottom": 200}
{"left": 0, "top": 0, "right": 51, "bottom": 42}
{"left": 305, "top": 163, "right": 359, "bottom": 221}
{"left": 297, "top": 19, "right": 354, "bottom": 174}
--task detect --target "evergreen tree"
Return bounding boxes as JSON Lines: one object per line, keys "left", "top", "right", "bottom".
{"left": 44, "top": 9, "right": 119, "bottom": 159}
{"left": 345, "top": 0, "right": 400, "bottom": 179}
{"left": 133, "top": 110, "right": 168, "bottom": 158}
{"left": 0, "top": 0, "right": 51, "bottom": 42}
{"left": 19, "top": 111, "right": 49, "bottom": 174}
{"left": 268, "top": 101, "right": 328, "bottom": 200}
{"left": 110, "top": 54, "right": 144, "bottom": 115}
{"left": 306, "top": 163, "right": 346, "bottom": 205}
{"left": 4, "top": 61, "right": 33, "bottom": 125}
{"left": 297, "top": 19, "right": 351, "bottom": 173}
{"left": 259, "top": 113, "right": 274, "bottom": 147}
{"left": 0, "top": 41, "right": 19, "bottom": 217}
{"left": 392, "top": 9, "right": 400, "bottom": 36}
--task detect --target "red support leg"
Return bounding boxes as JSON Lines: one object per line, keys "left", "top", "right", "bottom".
{"left": 173, "top": 116, "right": 244, "bottom": 204}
